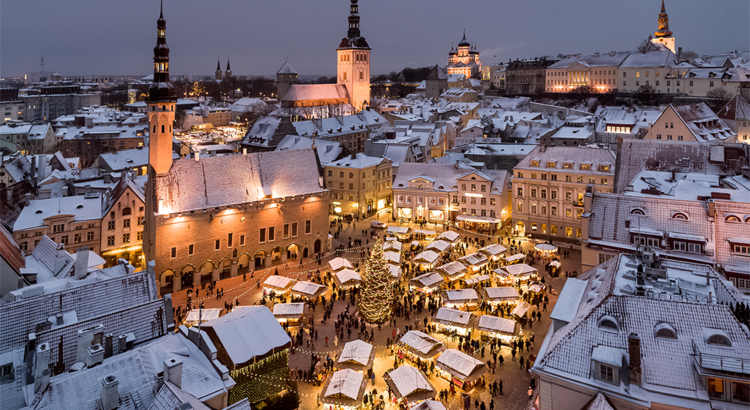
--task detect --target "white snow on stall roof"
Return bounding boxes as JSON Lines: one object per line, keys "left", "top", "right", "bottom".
{"left": 387, "top": 226, "right": 410, "bottom": 234}
{"left": 480, "top": 243, "right": 507, "bottom": 256}
{"left": 263, "top": 275, "right": 294, "bottom": 289}
{"left": 459, "top": 252, "right": 488, "bottom": 267}
{"left": 336, "top": 269, "right": 362, "bottom": 284}
{"left": 437, "top": 261, "right": 467, "bottom": 276}
{"left": 388, "top": 366, "right": 433, "bottom": 396}
{"left": 415, "top": 250, "right": 440, "bottom": 264}
{"left": 329, "top": 257, "right": 354, "bottom": 271}
{"left": 436, "top": 349, "right": 485, "bottom": 379}
{"left": 399, "top": 330, "right": 444, "bottom": 354}
{"left": 437, "top": 231, "right": 460, "bottom": 242}
{"left": 502, "top": 264, "right": 537, "bottom": 276}
{"left": 550, "top": 278, "right": 587, "bottom": 324}
{"left": 427, "top": 240, "right": 451, "bottom": 252}
{"left": 412, "top": 400, "right": 447, "bottom": 410}
{"left": 292, "top": 280, "right": 327, "bottom": 296}
{"left": 478, "top": 315, "right": 517, "bottom": 334}
{"left": 413, "top": 272, "right": 444, "bottom": 288}
{"left": 484, "top": 287, "right": 519, "bottom": 300}
{"left": 435, "top": 307, "right": 472, "bottom": 325}
{"left": 505, "top": 253, "right": 525, "bottom": 262}
{"left": 325, "top": 369, "right": 364, "bottom": 400}
{"left": 384, "top": 251, "right": 401, "bottom": 265}
{"left": 201, "top": 306, "right": 290, "bottom": 367}
{"left": 383, "top": 241, "right": 402, "bottom": 252}
{"left": 389, "top": 264, "right": 402, "bottom": 279}
{"left": 185, "top": 308, "right": 222, "bottom": 324}
{"left": 464, "top": 275, "right": 490, "bottom": 285}
{"left": 511, "top": 302, "right": 531, "bottom": 317}
{"left": 445, "top": 289, "right": 480, "bottom": 302}
{"left": 273, "top": 303, "right": 305, "bottom": 316}
{"left": 338, "top": 340, "right": 373, "bottom": 365}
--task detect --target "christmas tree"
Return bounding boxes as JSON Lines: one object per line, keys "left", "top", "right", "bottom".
{"left": 358, "top": 240, "right": 394, "bottom": 323}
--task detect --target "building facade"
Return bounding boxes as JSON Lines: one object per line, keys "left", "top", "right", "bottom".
{"left": 643, "top": 103, "right": 735, "bottom": 142}
{"left": 324, "top": 153, "right": 392, "bottom": 217}
{"left": 506, "top": 57, "right": 557, "bottom": 96}
{"left": 512, "top": 146, "right": 616, "bottom": 243}
{"left": 100, "top": 174, "right": 146, "bottom": 269}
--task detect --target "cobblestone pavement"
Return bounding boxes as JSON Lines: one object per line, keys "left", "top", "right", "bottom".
{"left": 169, "top": 213, "right": 582, "bottom": 410}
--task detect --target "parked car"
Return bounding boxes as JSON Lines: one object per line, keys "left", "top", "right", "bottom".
{"left": 371, "top": 220, "right": 387, "bottom": 229}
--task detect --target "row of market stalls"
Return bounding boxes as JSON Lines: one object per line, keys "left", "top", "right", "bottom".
{"left": 433, "top": 307, "right": 524, "bottom": 343}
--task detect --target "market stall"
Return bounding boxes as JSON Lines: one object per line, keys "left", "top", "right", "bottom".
{"left": 433, "top": 307, "right": 473, "bottom": 336}
{"left": 184, "top": 308, "right": 221, "bottom": 327}
{"left": 436, "top": 230, "right": 461, "bottom": 245}
{"left": 479, "top": 243, "right": 508, "bottom": 261}
{"left": 476, "top": 315, "right": 521, "bottom": 344}
{"left": 511, "top": 301, "right": 532, "bottom": 319}
{"left": 387, "top": 226, "right": 411, "bottom": 241}
{"left": 409, "top": 272, "right": 445, "bottom": 293}
{"left": 444, "top": 289, "right": 481, "bottom": 310}
{"left": 411, "top": 401, "right": 447, "bottom": 410}
{"left": 481, "top": 287, "right": 520, "bottom": 305}
{"left": 334, "top": 269, "right": 362, "bottom": 289}
{"left": 500, "top": 263, "right": 538, "bottom": 282}
{"left": 329, "top": 257, "right": 355, "bottom": 272}
{"left": 413, "top": 229, "right": 437, "bottom": 241}
{"left": 336, "top": 340, "right": 374, "bottom": 372}
{"left": 435, "top": 349, "right": 488, "bottom": 391}
{"left": 290, "top": 280, "right": 327, "bottom": 300}
{"left": 458, "top": 252, "right": 489, "bottom": 273}
{"left": 388, "top": 264, "right": 402, "bottom": 281}
{"left": 426, "top": 240, "right": 451, "bottom": 254}
{"left": 384, "top": 250, "right": 402, "bottom": 266}
{"left": 398, "top": 330, "right": 446, "bottom": 362}
{"left": 464, "top": 274, "right": 491, "bottom": 287}
{"left": 505, "top": 253, "right": 526, "bottom": 264}
{"left": 272, "top": 303, "right": 307, "bottom": 327}
{"left": 384, "top": 366, "right": 437, "bottom": 404}
{"left": 414, "top": 250, "right": 441, "bottom": 270}
{"left": 436, "top": 261, "right": 468, "bottom": 283}
{"left": 320, "top": 369, "right": 368, "bottom": 409}
{"left": 262, "top": 275, "right": 296, "bottom": 295}
{"left": 383, "top": 240, "right": 403, "bottom": 253}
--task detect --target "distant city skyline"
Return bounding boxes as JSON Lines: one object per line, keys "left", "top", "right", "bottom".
{"left": 1, "top": 0, "right": 747, "bottom": 78}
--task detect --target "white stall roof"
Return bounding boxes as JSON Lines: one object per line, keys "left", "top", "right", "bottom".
{"left": 480, "top": 243, "right": 507, "bottom": 257}
{"left": 325, "top": 369, "right": 364, "bottom": 400}
{"left": 501, "top": 263, "right": 537, "bottom": 276}
{"left": 383, "top": 241, "right": 403, "bottom": 252}
{"left": 387, "top": 226, "right": 410, "bottom": 234}
{"left": 338, "top": 340, "right": 373, "bottom": 365}
{"left": 484, "top": 287, "right": 519, "bottom": 300}
{"left": 329, "top": 257, "right": 354, "bottom": 271}
{"left": 505, "top": 253, "right": 525, "bottom": 262}
{"left": 478, "top": 315, "right": 517, "bottom": 334}
{"left": 413, "top": 272, "right": 445, "bottom": 288}
{"left": 436, "top": 349, "right": 485, "bottom": 378}
{"left": 272, "top": 303, "right": 306, "bottom": 316}
{"left": 427, "top": 240, "right": 451, "bottom": 252}
{"left": 185, "top": 308, "right": 222, "bottom": 324}
{"left": 437, "top": 261, "right": 467, "bottom": 276}
{"left": 415, "top": 250, "right": 440, "bottom": 264}
{"left": 464, "top": 275, "right": 490, "bottom": 285}
{"left": 388, "top": 264, "right": 402, "bottom": 279}
{"left": 414, "top": 229, "right": 436, "bottom": 236}
{"left": 399, "top": 330, "right": 444, "bottom": 354}
{"left": 388, "top": 366, "right": 433, "bottom": 396}
{"left": 511, "top": 301, "right": 531, "bottom": 317}
{"left": 292, "top": 281, "right": 327, "bottom": 296}
{"left": 435, "top": 307, "right": 472, "bottom": 325}
{"left": 263, "top": 275, "right": 295, "bottom": 289}
{"left": 384, "top": 251, "right": 401, "bottom": 264}
{"left": 445, "top": 289, "right": 480, "bottom": 302}
{"left": 437, "top": 230, "right": 460, "bottom": 242}
{"left": 459, "top": 252, "right": 489, "bottom": 267}
{"left": 412, "top": 401, "right": 447, "bottom": 410}
{"left": 336, "top": 269, "right": 362, "bottom": 284}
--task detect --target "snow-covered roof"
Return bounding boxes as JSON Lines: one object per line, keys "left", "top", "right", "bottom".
{"left": 414, "top": 250, "right": 440, "bottom": 264}
{"left": 669, "top": 103, "right": 736, "bottom": 142}
{"left": 445, "top": 289, "right": 480, "bottom": 303}
{"left": 437, "top": 261, "right": 467, "bottom": 277}
{"left": 549, "top": 278, "right": 587, "bottom": 324}
{"left": 427, "top": 240, "right": 451, "bottom": 253}
{"left": 477, "top": 315, "right": 518, "bottom": 335}
{"left": 434, "top": 307, "right": 472, "bottom": 325}
{"left": 97, "top": 147, "right": 149, "bottom": 171}
{"left": 479, "top": 243, "right": 507, "bottom": 257}
{"left": 619, "top": 50, "right": 676, "bottom": 68}
{"left": 515, "top": 145, "right": 615, "bottom": 172}
{"left": 329, "top": 257, "right": 354, "bottom": 271}
{"left": 14, "top": 194, "right": 103, "bottom": 231}
{"left": 411, "top": 272, "right": 445, "bottom": 289}
{"left": 325, "top": 369, "right": 364, "bottom": 400}
{"left": 201, "top": 306, "right": 291, "bottom": 368}
{"left": 500, "top": 263, "right": 537, "bottom": 277}
{"left": 155, "top": 149, "right": 324, "bottom": 213}
{"left": 437, "top": 231, "right": 460, "bottom": 242}
{"left": 718, "top": 94, "right": 750, "bottom": 121}
{"left": 399, "top": 330, "right": 444, "bottom": 356}
{"left": 281, "top": 84, "right": 349, "bottom": 103}
{"left": 263, "top": 275, "right": 295, "bottom": 290}
{"left": 436, "top": 349, "right": 486, "bottom": 379}
{"left": 458, "top": 252, "right": 488, "bottom": 267}
{"left": 337, "top": 340, "right": 373, "bottom": 366}
{"left": 483, "top": 287, "right": 519, "bottom": 301}
{"left": 335, "top": 268, "right": 361, "bottom": 284}
{"left": 291, "top": 280, "right": 327, "bottom": 297}
{"left": 277, "top": 60, "right": 298, "bottom": 75}
{"left": 386, "top": 366, "right": 434, "bottom": 398}
{"left": 272, "top": 303, "right": 305, "bottom": 316}
{"left": 328, "top": 153, "right": 388, "bottom": 169}
{"left": 275, "top": 135, "right": 342, "bottom": 165}
{"left": 548, "top": 52, "right": 631, "bottom": 69}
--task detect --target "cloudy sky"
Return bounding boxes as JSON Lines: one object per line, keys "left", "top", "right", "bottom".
{"left": 1, "top": 0, "right": 747, "bottom": 78}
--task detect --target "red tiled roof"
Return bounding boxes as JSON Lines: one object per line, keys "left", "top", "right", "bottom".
{"left": 0, "top": 224, "right": 25, "bottom": 273}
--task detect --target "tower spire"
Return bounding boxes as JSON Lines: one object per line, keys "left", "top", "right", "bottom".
{"left": 217, "top": 59, "right": 221, "bottom": 71}
{"left": 661, "top": 0, "right": 665, "bottom": 13}
{"left": 160, "top": 0, "right": 163, "bottom": 19}
{"left": 149, "top": 0, "right": 175, "bottom": 102}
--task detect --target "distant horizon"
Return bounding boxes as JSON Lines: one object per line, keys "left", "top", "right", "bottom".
{"left": 1, "top": 0, "right": 747, "bottom": 78}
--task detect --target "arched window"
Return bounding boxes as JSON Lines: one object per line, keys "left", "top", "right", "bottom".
{"left": 598, "top": 316, "right": 620, "bottom": 332}
{"left": 161, "top": 125, "right": 165, "bottom": 133}
{"left": 153, "top": 125, "right": 156, "bottom": 133}
{"left": 654, "top": 323, "right": 677, "bottom": 339}
{"left": 122, "top": 207, "right": 132, "bottom": 216}
{"left": 725, "top": 215, "right": 741, "bottom": 222}
{"left": 630, "top": 208, "right": 645, "bottom": 215}
{"left": 672, "top": 212, "right": 688, "bottom": 220}
{"left": 707, "top": 334, "right": 732, "bottom": 347}
{"left": 745, "top": 216, "right": 750, "bottom": 223}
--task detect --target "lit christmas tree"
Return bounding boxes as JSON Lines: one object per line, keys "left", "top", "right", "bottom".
{"left": 358, "top": 240, "right": 394, "bottom": 323}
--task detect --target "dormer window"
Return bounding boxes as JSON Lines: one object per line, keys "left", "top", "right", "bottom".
{"left": 599, "top": 164, "right": 611, "bottom": 172}
{"left": 654, "top": 323, "right": 677, "bottom": 339}
{"left": 630, "top": 208, "right": 645, "bottom": 216}
{"left": 598, "top": 315, "right": 620, "bottom": 333}
{"left": 580, "top": 163, "right": 591, "bottom": 171}
{"left": 591, "top": 346, "right": 623, "bottom": 386}
{"left": 546, "top": 161, "right": 556, "bottom": 168}
{"left": 706, "top": 332, "right": 732, "bottom": 347}
{"left": 531, "top": 160, "right": 540, "bottom": 167}
{"left": 672, "top": 212, "right": 688, "bottom": 220}
{"left": 563, "top": 162, "right": 574, "bottom": 169}
{"left": 725, "top": 215, "right": 741, "bottom": 223}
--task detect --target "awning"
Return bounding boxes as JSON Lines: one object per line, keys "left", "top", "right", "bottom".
{"left": 668, "top": 232, "right": 707, "bottom": 242}
{"left": 629, "top": 227, "right": 664, "bottom": 237}
{"left": 456, "top": 215, "right": 501, "bottom": 224}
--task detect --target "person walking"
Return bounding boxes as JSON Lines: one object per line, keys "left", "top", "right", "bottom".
{"left": 499, "top": 380, "right": 503, "bottom": 396}
{"left": 519, "top": 356, "right": 525, "bottom": 370}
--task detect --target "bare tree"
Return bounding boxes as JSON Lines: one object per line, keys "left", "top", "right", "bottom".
{"left": 707, "top": 88, "right": 731, "bottom": 111}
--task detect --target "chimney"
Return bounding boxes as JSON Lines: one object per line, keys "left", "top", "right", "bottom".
{"left": 75, "top": 246, "right": 90, "bottom": 280}
{"left": 87, "top": 344, "right": 105, "bottom": 367}
{"left": 34, "top": 343, "right": 50, "bottom": 393}
{"left": 117, "top": 334, "right": 128, "bottom": 353}
{"left": 671, "top": 169, "right": 676, "bottom": 182}
{"left": 77, "top": 324, "right": 105, "bottom": 364}
{"left": 55, "top": 313, "right": 64, "bottom": 326}
{"left": 104, "top": 334, "right": 114, "bottom": 359}
{"left": 627, "top": 333, "right": 642, "bottom": 386}
{"left": 100, "top": 375, "right": 120, "bottom": 410}
{"left": 24, "top": 333, "right": 37, "bottom": 385}
{"left": 163, "top": 358, "right": 183, "bottom": 388}
{"left": 351, "top": 152, "right": 357, "bottom": 160}
{"left": 53, "top": 245, "right": 68, "bottom": 275}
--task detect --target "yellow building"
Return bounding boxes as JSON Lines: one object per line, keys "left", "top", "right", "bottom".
{"left": 325, "top": 153, "right": 392, "bottom": 217}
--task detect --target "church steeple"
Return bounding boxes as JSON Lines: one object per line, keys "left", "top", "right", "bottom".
{"left": 347, "top": 0, "right": 361, "bottom": 40}
{"left": 225, "top": 59, "right": 232, "bottom": 79}
{"left": 215, "top": 58, "right": 223, "bottom": 80}
{"left": 654, "top": 0, "right": 672, "bottom": 38}
{"left": 149, "top": 0, "right": 175, "bottom": 102}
